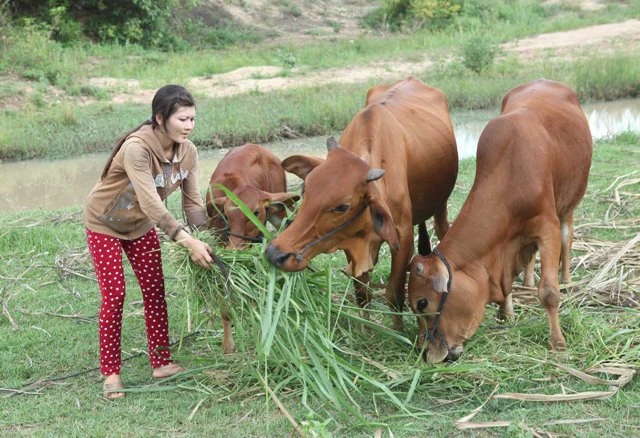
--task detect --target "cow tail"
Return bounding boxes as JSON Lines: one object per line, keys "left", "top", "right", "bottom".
{"left": 417, "top": 222, "right": 432, "bottom": 256}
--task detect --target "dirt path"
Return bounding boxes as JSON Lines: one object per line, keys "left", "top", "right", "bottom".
{"left": 94, "top": 19, "right": 640, "bottom": 106}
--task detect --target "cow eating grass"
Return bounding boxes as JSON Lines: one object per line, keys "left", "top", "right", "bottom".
{"left": 206, "top": 143, "right": 299, "bottom": 250}
{"left": 265, "top": 76, "right": 459, "bottom": 332}
{"left": 205, "top": 143, "right": 299, "bottom": 353}
{"left": 407, "top": 79, "right": 593, "bottom": 363}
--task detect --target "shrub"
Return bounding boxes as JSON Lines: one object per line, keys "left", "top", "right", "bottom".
{"left": 364, "top": 0, "right": 462, "bottom": 30}
{"left": 460, "top": 33, "right": 498, "bottom": 73}
{"left": 411, "top": 0, "right": 461, "bottom": 23}
{"left": 6, "top": 0, "right": 190, "bottom": 49}
{"left": 48, "top": 5, "right": 82, "bottom": 45}
{"left": 0, "top": 19, "right": 65, "bottom": 82}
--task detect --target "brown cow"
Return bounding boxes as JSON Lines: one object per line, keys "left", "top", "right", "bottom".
{"left": 206, "top": 143, "right": 299, "bottom": 250}
{"left": 407, "top": 79, "right": 592, "bottom": 362}
{"left": 265, "top": 76, "right": 459, "bottom": 331}
{"left": 205, "top": 143, "right": 299, "bottom": 353}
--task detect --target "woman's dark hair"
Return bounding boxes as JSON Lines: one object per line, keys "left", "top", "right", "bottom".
{"left": 100, "top": 84, "right": 196, "bottom": 179}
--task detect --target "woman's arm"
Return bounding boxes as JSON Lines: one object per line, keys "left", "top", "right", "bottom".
{"left": 174, "top": 229, "right": 213, "bottom": 269}
{"left": 181, "top": 149, "right": 209, "bottom": 230}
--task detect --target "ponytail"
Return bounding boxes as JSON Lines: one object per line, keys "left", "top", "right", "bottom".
{"left": 100, "top": 118, "right": 153, "bottom": 180}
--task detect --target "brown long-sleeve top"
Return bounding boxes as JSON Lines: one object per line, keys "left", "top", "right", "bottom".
{"left": 83, "top": 125, "right": 208, "bottom": 240}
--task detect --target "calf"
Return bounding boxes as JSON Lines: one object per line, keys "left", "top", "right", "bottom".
{"left": 205, "top": 143, "right": 299, "bottom": 353}
{"left": 407, "top": 79, "right": 592, "bottom": 362}
{"left": 265, "top": 76, "right": 458, "bottom": 331}
{"left": 206, "top": 143, "right": 299, "bottom": 250}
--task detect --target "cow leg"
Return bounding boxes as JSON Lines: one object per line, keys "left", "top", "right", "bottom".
{"left": 560, "top": 215, "right": 574, "bottom": 284}
{"left": 344, "top": 251, "right": 374, "bottom": 325}
{"left": 433, "top": 203, "right": 451, "bottom": 241}
{"left": 353, "top": 271, "right": 374, "bottom": 330}
{"left": 523, "top": 254, "right": 536, "bottom": 288}
{"left": 221, "top": 308, "right": 235, "bottom": 354}
{"left": 385, "top": 231, "right": 414, "bottom": 332}
{"left": 497, "top": 293, "right": 514, "bottom": 321}
{"left": 354, "top": 271, "right": 372, "bottom": 310}
{"left": 536, "top": 218, "right": 567, "bottom": 351}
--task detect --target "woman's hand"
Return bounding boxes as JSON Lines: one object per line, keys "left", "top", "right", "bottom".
{"left": 175, "top": 230, "right": 213, "bottom": 269}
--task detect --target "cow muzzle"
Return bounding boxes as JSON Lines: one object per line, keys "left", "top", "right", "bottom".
{"left": 265, "top": 243, "right": 307, "bottom": 271}
{"left": 419, "top": 330, "right": 463, "bottom": 363}
{"left": 423, "top": 343, "right": 463, "bottom": 363}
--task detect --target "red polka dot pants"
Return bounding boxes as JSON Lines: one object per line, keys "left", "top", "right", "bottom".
{"left": 86, "top": 228, "right": 173, "bottom": 376}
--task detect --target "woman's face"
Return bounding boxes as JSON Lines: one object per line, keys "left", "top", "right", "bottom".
{"left": 162, "top": 105, "right": 196, "bottom": 143}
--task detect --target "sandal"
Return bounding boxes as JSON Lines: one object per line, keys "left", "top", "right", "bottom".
{"left": 152, "top": 363, "right": 186, "bottom": 379}
{"left": 103, "top": 376, "right": 125, "bottom": 400}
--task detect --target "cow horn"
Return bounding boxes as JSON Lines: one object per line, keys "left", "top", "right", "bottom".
{"left": 414, "top": 262, "right": 424, "bottom": 276}
{"left": 326, "top": 136, "right": 339, "bottom": 151}
{"left": 367, "top": 168, "right": 385, "bottom": 182}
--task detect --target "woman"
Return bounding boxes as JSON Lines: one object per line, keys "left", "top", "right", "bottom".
{"left": 83, "top": 84, "right": 213, "bottom": 399}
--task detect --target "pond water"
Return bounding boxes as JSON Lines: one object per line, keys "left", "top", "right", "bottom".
{"left": 1, "top": 98, "right": 638, "bottom": 213}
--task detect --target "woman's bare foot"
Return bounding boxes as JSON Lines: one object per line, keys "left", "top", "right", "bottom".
{"left": 152, "top": 363, "right": 185, "bottom": 379}
{"left": 103, "top": 374, "right": 125, "bottom": 399}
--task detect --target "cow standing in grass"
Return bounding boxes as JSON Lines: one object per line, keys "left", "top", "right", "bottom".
{"left": 408, "top": 79, "right": 592, "bottom": 362}
{"left": 266, "top": 76, "right": 459, "bottom": 332}
{"left": 205, "top": 143, "right": 299, "bottom": 353}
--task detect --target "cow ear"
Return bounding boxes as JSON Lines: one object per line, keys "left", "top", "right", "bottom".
{"left": 266, "top": 191, "right": 300, "bottom": 207}
{"left": 263, "top": 191, "right": 300, "bottom": 227}
{"left": 326, "top": 136, "right": 340, "bottom": 151}
{"left": 431, "top": 262, "right": 449, "bottom": 293}
{"left": 207, "top": 196, "right": 227, "bottom": 217}
{"left": 213, "top": 196, "right": 227, "bottom": 210}
{"left": 366, "top": 183, "right": 399, "bottom": 251}
{"left": 281, "top": 155, "right": 324, "bottom": 181}
{"left": 263, "top": 191, "right": 300, "bottom": 211}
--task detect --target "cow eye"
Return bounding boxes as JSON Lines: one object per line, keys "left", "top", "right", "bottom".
{"left": 252, "top": 210, "right": 260, "bottom": 217}
{"left": 417, "top": 299, "right": 428, "bottom": 312}
{"left": 333, "top": 204, "right": 350, "bottom": 213}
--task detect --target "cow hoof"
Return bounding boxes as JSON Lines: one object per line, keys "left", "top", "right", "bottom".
{"left": 222, "top": 341, "right": 236, "bottom": 355}
{"left": 549, "top": 338, "right": 567, "bottom": 352}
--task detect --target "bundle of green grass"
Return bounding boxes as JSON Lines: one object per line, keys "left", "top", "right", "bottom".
{"left": 170, "top": 232, "right": 428, "bottom": 417}
{"left": 167, "top": 191, "right": 433, "bottom": 419}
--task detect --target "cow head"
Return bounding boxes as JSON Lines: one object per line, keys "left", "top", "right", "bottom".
{"left": 407, "top": 253, "right": 486, "bottom": 363}
{"left": 266, "top": 137, "right": 399, "bottom": 274}
{"left": 210, "top": 184, "right": 299, "bottom": 249}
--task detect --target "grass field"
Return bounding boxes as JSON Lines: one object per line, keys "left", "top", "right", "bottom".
{"left": 1, "top": 132, "right": 638, "bottom": 437}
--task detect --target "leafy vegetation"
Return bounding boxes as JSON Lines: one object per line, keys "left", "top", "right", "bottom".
{"left": 459, "top": 32, "right": 499, "bottom": 73}
{"left": 2, "top": 0, "right": 262, "bottom": 50}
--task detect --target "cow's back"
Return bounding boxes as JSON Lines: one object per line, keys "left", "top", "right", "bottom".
{"left": 341, "top": 76, "right": 458, "bottom": 224}
{"left": 210, "top": 143, "right": 287, "bottom": 196}
{"left": 476, "top": 79, "right": 592, "bottom": 219}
